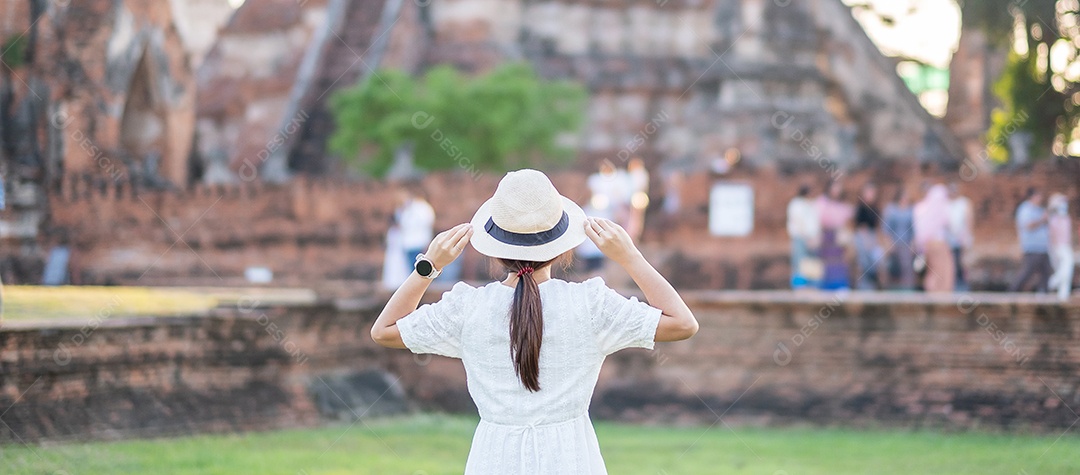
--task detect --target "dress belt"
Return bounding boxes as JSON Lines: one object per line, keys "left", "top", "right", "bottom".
{"left": 520, "top": 422, "right": 541, "bottom": 472}
{"left": 480, "top": 412, "right": 589, "bottom": 472}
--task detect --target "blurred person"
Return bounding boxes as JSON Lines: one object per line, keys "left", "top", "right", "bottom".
{"left": 42, "top": 230, "right": 73, "bottom": 286}
{"left": 882, "top": 187, "right": 916, "bottom": 291}
{"left": 371, "top": 169, "right": 697, "bottom": 474}
{"left": 787, "top": 184, "right": 821, "bottom": 289}
{"left": 816, "top": 180, "right": 854, "bottom": 290}
{"left": 662, "top": 169, "right": 683, "bottom": 216}
{"left": 575, "top": 202, "right": 607, "bottom": 276}
{"left": 626, "top": 158, "right": 650, "bottom": 240}
{"left": 588, "top": 161, "right": 631, "bottom": 230}
{"left": 913, "top": 184, "right": 955, "bottom": 293}
{"left": 382, "top": 196, "right": 408, "bottom": 289}
{"left": 947, "top": 183, "right": 974, "bottom": 291}
{"left": 1009, "top": 188, "right": 1053, "bottom": 292}
{"left": 1047, "top": 193, "right": 1074, "bottom": 301}
{"left": 396, "top": 188, "right": 435, "bottom": 277}
{"left": 853, "top": 183, "right": 884, "bottom": 290}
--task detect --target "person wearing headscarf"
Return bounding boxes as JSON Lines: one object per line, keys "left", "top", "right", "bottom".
{"left": 913, "top": 184, "right": 956, "bottom": 293}
{"left": 816, "top": 181, "right": 855, "bottom": 290}
{"left": 1047, "top": 193, "right": 1075, "bottom": 301}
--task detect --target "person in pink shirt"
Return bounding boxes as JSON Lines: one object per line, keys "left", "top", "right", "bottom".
{"left": 816, "top": 181, "right": 855, "bottom": 290}
{"left": 914, "top": 184, "right": 956, "bottom": 293}
{"left": 1047, "top": 193, "right": 1074, "bottom": 301}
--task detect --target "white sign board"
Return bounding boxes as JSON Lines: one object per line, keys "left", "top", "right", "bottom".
{"left": 709, "top": 182, "right": 754, "bottom": 237}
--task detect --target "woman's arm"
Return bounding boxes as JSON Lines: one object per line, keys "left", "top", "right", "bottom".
{"left": 584, "top": 218, "right": 698, "bottom": 342}
{"left": 371, "top": 223, "right": 473, "bottom": 348}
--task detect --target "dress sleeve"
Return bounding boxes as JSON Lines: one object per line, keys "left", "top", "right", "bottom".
{"left": 395, "top": 282, "right": 474, "bottom": 359}
{"left": 585, "top": 277, "right": 663, "bottom": 355}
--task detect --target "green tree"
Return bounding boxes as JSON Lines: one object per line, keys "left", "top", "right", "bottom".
{"left": 329, "top": 63, "right": 587, "bottom": 177}
{"left": 1, "top": 35, "right": 28, "bottom": 68}
{"left": 957, "top": 0, "right": 1074, "bottom": 161}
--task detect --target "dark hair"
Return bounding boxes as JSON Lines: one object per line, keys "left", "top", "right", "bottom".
{"left": 496, "top": 255, "right": 565, "bottom": 392}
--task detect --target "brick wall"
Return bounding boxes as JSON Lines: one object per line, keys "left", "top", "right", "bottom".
{"left": 31, "top": 162, "right": 1080, "bottom": 289}
{"left": 0, "top": 290, "right": 1075, "bottom": 443}
{"left": 595, "top": 291, "right": 1078, "bottom": 431}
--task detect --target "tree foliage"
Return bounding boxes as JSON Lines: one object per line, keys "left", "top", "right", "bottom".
{"left": 958, "top": 0, "right": 1077, "bottom": 160}
{"left": 329, "top": 64, "right": 588, "bottom": 177}
{"left": 1, "top": 35, "right": 28, "bottom": 69}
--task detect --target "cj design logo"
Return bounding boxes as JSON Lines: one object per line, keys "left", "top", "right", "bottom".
{"left": 773, "top": 341, "right": 792, "bottom": 366}
{"left": 50, "top": 109, "right": 75, "bottom": 129}
{"left": 54, "top": 343, "right": 72, "bottom": 366}
{"left": 959, "top": 158, "right": 980, "bottom": 182}
{"left": 412, "top": 111, "right": 435, "bottom": 130}
{"left": 413, "top": 353, "right": 432, "bottom": 367}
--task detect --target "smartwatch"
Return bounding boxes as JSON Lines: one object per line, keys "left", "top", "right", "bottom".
{"left": 414, "top": 253, "right": 441, "bottom": 279}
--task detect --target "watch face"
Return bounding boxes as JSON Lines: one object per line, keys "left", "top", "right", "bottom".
{"left": 416, "top": 259, "right": 433, "bottom": 277}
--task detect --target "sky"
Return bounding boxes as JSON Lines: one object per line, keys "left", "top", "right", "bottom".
{"left": 843, "top": 0, "right": 963, "bottom": 68}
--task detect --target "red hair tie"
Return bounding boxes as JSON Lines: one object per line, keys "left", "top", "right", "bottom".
{"left": 516, "top": 266, "right": 534, "bottom": 277}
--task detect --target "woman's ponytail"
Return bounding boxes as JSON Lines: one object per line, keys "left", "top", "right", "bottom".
{"left": 501, "top": 259, "right": 549, "bottom": 392}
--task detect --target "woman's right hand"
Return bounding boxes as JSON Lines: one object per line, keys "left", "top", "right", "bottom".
{"left": 584, "top": 217, "right": 642, "bottom": 266}
{"left": 424, "top": 223, "right": 473, "bottom": 270}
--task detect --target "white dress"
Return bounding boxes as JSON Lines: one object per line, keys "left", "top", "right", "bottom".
{"left": 396, "top": 277, "right": 662, "bottom": 474}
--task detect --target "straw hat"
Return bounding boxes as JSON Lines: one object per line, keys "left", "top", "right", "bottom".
{"left": 469, "top": 169, "right": 587, "bottom": 262}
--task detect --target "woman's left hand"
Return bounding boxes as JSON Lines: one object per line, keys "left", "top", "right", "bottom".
{"left": 424, "top": 223, "right": 473, "bottom": 270}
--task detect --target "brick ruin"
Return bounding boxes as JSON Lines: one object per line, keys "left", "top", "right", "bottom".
{"left": 1, "top": 0, "right": 1074, "bottom": 288}
{"left": 1, "top": 1, "right": 1078, "bottom": 446}
{"left": 0, "top": 0, "right": 205, "bottom": 247}
{"left": 38, "top": 162, "right": 1080, "bottom": 290}
{"left": 195, "top": 0, "right": 965, "bottom": 182}
{"left": 1, "top": 290, "right": 1076, "bottom": 442}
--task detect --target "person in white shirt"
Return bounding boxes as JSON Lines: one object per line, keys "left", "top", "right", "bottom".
{"left": 371, "top": 169, "right": 698, "bottom": 474}
{"left": 587, "top": 161, "right": 631, "bottom": 230}
{"left": 947, "top": 183, "right": 974, "bottom": 291}
{"left": 1047, "top": 193, "right": 1075, "bottom": 301}
{"left": 787, "top": 185, "right": 821, "bottom": 289}
{"left": 396, "top": 189, "right": 436, "bottom": 275}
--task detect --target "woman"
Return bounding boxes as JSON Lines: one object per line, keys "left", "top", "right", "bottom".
{"left": 786, "top": 184, "right": 821, "bottom": 289}
{"left": 370, "top": 169, "right": 698, "bottom": 474}
{"left": 882, "top": 187, "right": 916, "bottom": 291}
{"left": 913, "top": 184, "right": 956, "bottom": 293}
{"left": 816, "top": 180, "right": 855, "bottom": 290}
{"left": 1047, "top": 193, "right": 1074, "bottom": 301}
{"left": 853, "top": 183, "right": 883, "bottom": 290}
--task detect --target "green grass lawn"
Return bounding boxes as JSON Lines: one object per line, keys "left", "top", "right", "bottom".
{"left": 2, "top": 414, "right": 1077, "bottom": 474}
{"left": 0, "top": 286, "right": 219, "bottom": 321}
{"left": 0, "top": 285, "right": 317, "bottom": 322}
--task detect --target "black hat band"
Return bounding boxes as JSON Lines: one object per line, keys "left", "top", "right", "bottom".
{"left": 484, "top": 211, "right": 569, "bottom": 247}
